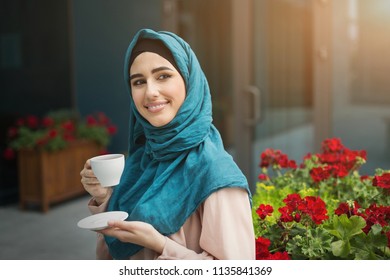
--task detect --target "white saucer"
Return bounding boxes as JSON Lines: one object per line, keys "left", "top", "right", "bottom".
{"left": 77, "top": 211, "right": 128, "bottom": 230}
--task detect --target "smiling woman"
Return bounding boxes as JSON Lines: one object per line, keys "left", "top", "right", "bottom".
{"left": 79, "top": 28, "right": 255, "bottom": 260}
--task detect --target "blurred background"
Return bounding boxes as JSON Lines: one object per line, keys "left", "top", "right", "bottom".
{"left": 0, "top": 0, "right": 389, "bottom": 259}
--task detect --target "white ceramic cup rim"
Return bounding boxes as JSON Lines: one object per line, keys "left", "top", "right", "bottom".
{"left": 90, "top": 154, "right": 124, "bottom": 162}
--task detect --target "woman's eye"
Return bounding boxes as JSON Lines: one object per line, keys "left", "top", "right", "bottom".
{"left": 158, "top": 74, "right": 172, "bottom": 80}
{"left": 132, "top": 79, "right": 145, "bottom": 86}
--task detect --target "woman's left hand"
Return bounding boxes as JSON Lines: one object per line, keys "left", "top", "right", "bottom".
{"left": 98, "top": 221, "right": 166, "bottom": 254}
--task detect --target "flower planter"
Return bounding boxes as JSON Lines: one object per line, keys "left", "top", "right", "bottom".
{"left": 18, "top": 140, "right": 102, "bottom": 212}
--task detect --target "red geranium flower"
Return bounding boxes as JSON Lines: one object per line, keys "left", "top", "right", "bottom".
{"left": 256, "top": 204, "right": 274, "bottom": 220}
{"left": 107, "top": 125, "right": 118, "bottom": 135}
{"left": 61, "top": 120, "right": 75, "bottom": 132}
{"left": 86, "top": 115, "right": 98, "bottom": 126}
{"left": 330, "top": 164, "right": 349, "bottom": 178}
{"left": 362, "top": 204, "right": 390, "bottom": 234}
{"left": 283, "top": 193, "right": 302, "bottom": 209}
{"left": 322, "top": 138, "right": 343, "bottom": 153}
{"left": 42, "top": 117, "right": 54, "bottom": 128}
{"left": 255, "top": 236, "right": 290, "bottom": 260}
{"left": 310, "top": 166, "right": 332, "bottom": 182}
{"left": 266, "top": 251, "right": 290, "bottom": 260}
{"left": 259, "top": 148, "right": 296, "bottom": 169}
{"left": 335, "top": 201, "right": 362, "bottom": 217}
{"left": 255, "top": 237, "right": 271, "bottom": 259}
{"left": 279, "top": 206, "right": 294, "bottom": 223}
{"left": 258, "top": 173, "right": 269, "bottom": 181}
{"left": 48, "top": 129, "right": 58, "bottom": 139}
{"left": 299, "top": 196, "right": 329, "bottom": 224}
{"left": 26, "top": 115, "right": 39, "bottom": 128}
{"left": 372, "top": 173, "right": 390, "bottom": 189}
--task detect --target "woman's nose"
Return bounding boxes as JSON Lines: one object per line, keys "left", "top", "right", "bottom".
{"left": 145, "top": 82, "right": 159, "bottom": 98}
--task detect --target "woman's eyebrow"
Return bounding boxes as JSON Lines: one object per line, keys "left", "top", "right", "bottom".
{"left": 129, "top": 73, "right": 143, "bottom": 80}
{"left": 130, "top": 66, "right": 174, "bottom": 80}
{"left": 151, "top": 66, "right": 174, "bottom": 74}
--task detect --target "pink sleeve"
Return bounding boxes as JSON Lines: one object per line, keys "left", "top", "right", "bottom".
{"left": 87, "top": 198, "right": 112, "bottom": 259}
{"left": 158, "top": 187, "right": 255, "bottom": 260}
{"left": 158, "top": 238, "right": 215, "bottom": 260}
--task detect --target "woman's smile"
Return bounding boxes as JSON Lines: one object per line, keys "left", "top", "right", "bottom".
{"left": 144, "top": 101, "right": 170, "bottom": 113}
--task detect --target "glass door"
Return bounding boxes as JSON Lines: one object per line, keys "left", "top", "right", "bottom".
{"left": 331, "top": 0, "right": 390, "bottom": 174}
{"left": 249, "top": 0, "right": 390, "bottom": 184}
{"left": 253, "top": 0, "right": 315, "bottom": 167}
{"left": 162, "top": 0, "right": 321, "bottom": 190}
{"left": 249, "top": 0, "right": 318, "bottom": 186}
{"left": 162, "top": 0, "right": 390, "bottom": 189}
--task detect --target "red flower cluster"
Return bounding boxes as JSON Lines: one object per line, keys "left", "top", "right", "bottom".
{"left": 3, "top": 111, "right": 118, "bottom": 158}
{"left": 8, "top": 115, "right": 79, "bottom": 150}
{"left": 256, "top": 204, "right": 274, "bottom": 220}
{"left": 373, "top": 173, "right": 390, "bottom": 189}
{"left": 335, "top": 201, "right": 390, "bottom": 247}
{"left": 278, "top": 194, "right": 329, "bottom": 225}
{"left": 85, "top": 112, "right": 118, "bottom": 135}
{"left": 255, "top": 237, "right": 290, "bottom": 260}
{"left": 38, "top": 118, "right": 77, "bottom": 146}
{"left": 309, "top": 138, "right": 367, "bottom": 182}
{"left": 259, "top": 148, "right": 297, "bottom": 169}
{"left": 363, "top": 204, "right": 390, "bottom": 235}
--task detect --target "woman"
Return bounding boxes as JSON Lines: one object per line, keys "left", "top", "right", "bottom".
{"left": 80, "top": 28, "right": 255, "bottom": 260}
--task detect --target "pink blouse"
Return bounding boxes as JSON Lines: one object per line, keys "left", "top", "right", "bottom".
{"left": 88, "top": 187, "right": 255, "bottom": 260}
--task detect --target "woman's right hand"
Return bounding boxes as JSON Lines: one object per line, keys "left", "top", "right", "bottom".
{"left": 80, "top": 159, "right": 111, "bottom": 205}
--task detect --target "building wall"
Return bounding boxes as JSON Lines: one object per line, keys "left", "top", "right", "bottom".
{"left": 72, "top": 0, "right": 162, "bottom": 153}
{"left": 0, "top": 0, "right": 162, "bottom": 204}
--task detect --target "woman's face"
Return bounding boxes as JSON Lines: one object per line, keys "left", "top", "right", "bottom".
{"left": 129, "top": 52, "right": 186, "bottom": 127}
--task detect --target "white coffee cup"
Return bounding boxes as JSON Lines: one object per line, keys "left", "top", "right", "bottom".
{"left": 90, "top": 154, "right": 125, "bottom": 187}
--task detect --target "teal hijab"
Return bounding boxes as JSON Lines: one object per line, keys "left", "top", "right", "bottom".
{"left": 105, "top": 29, "right": 250, "bottom": 259}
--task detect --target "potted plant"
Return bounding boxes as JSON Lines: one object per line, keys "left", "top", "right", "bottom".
{"left": 3, "top": 109, "right": 118, "bottom": 212}
{"left": 252, "top": 138, "right": 390, "bottom": 260}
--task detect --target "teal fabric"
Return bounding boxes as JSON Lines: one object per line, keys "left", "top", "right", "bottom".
{"left": 105, "top": 29, "right": 250, "bottom": 259}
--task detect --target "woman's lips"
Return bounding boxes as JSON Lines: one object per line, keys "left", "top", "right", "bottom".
{"left": 145, "top": 101, "right": 169, "bottom": 113}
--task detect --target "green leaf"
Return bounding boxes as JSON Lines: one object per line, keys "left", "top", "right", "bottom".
{"left": 370, "top": 224, "right": 383, "bottom": 236}
{"left": 331, "top": 240, "right": 350, "bottom": 258}
{"left": 326, "top": 214, "right": 366, "bottom": 240}
{"left": 325, "top": 214, "right": 367, "bottom": 259}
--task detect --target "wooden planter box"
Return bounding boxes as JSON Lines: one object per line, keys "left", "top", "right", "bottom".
{"left": 18, "top": 140, "right": 102, "bottom": 212}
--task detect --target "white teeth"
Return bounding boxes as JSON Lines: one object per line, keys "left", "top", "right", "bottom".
{"left": 148, "top": 103, "right": 166, "bottom": 109}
